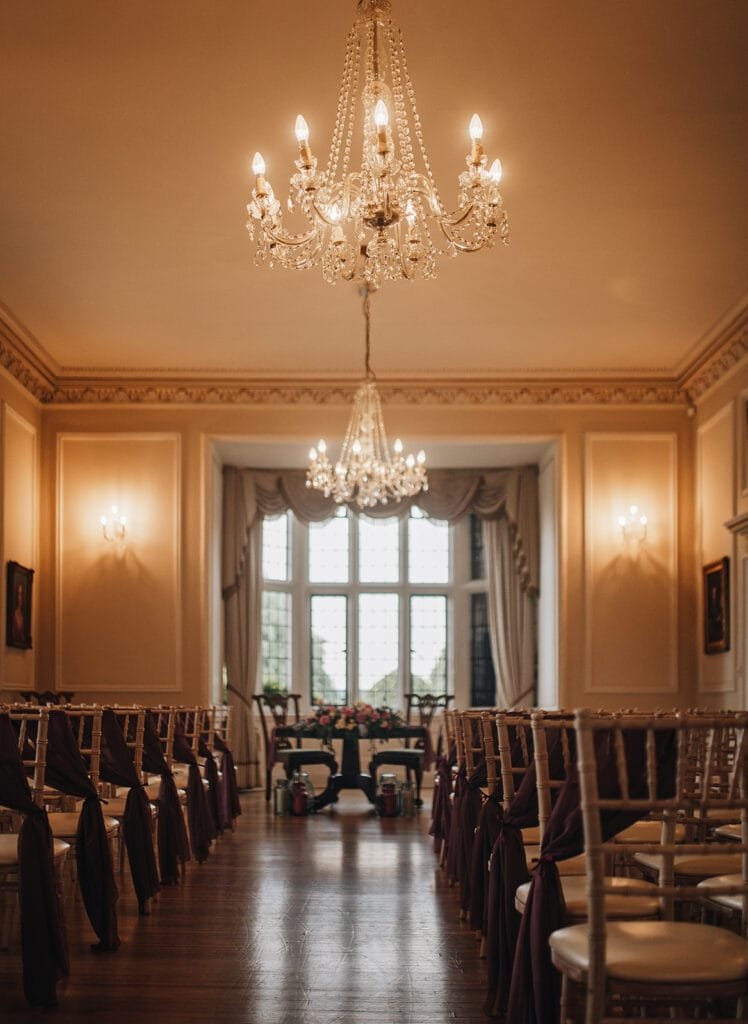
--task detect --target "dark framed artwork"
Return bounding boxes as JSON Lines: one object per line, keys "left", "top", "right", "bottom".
{"left": 6, "top": 561, "right": 33, "bottom": 650}
{"left": 703, "top": 557, "right": 730, "bottom": 655}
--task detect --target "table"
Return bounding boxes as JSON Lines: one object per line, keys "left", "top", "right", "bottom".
{"left": 273, "top": 724, "right": 432, "bottom": 811}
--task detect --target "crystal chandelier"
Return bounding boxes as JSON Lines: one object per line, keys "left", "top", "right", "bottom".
{"left": 247, "top": 0, "right": 508, "bottom": 289}
{"left": 307, "top": 288, "right": 427, "bottom": 508}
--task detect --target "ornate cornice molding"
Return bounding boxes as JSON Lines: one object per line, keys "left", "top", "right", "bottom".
{"left": 0, "top": 312, "right": 56, "bottom": 403}
{"left": 679, "top": 305, "right": 748, "bottom": 403}
{"left": 0, "top": 302, "right": 744, "bottom": 409}
{"left": 46, "top": 377, "right": 687, "bottom": 407}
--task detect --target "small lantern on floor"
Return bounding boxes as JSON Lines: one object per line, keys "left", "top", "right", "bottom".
{"left": 376, "top": 772, "right": 402, "bottom": 817}
{"left": 289, "top": 770, "right": 316, "bottom": 816}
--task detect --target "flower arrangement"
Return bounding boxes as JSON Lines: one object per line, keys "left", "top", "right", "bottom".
{"left": 298, "top": 702, "right": 404, "bottom": 741}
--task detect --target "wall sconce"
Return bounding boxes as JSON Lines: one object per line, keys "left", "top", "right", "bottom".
{"left": 101, "top": 505, "right": 127, "bottom": 543}
{"left": 617, "top": 504, "right": 648, "bottom": 545}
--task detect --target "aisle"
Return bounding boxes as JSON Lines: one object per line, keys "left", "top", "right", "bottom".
{"left": 0, "top": 791, "right": 488, "bottom": 1023}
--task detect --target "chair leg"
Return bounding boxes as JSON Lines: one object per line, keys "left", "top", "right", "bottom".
{"left": 265, "top": 768, "right": 272, "bottom": 801}
{"left": 414, "top": 764, "right": 424, "bottom": 806}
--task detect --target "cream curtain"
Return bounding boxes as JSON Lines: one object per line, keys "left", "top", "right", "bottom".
{"left": 222, "top": 466, "right": 539, "bottom": 785}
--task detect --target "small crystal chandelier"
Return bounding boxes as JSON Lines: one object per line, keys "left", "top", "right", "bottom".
{"left": 307, "top": 288, "right": 427, "bottom": 508}
{"left": 247, "top": 0, "right": 508, "bottom": 289}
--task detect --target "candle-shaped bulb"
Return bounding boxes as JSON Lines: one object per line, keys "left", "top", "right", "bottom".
{"left": 328, "top": 202, "right": 341, "bottom": 224}
{"left": 374, "top": 100, "right": 389, "bottom": 128}
{"left": 617, "top": 515, "right": 627, "bottom": 527}
{"left": 629, "top": 505, "right": 638, "bottom": 515}
{"left": 318, "top": 439, "right": 327, "bottom": 454}
{"left": 352, "top": 439, "right": 362, "bottom": 455}
{"left": 309, "top": 447, "right": 318, "bottom": 461}
{"left": 393, "top": 438, "right": 403, "bottom": 454}
{"left": 469, "top": 114, "right": 483, "bottom": 141}
{"left": 406, "top": 454, "right": 415, "bottom": 469}
{"left": 252, "top": 152, "right": 266, "bottom": 176}
{"left": 489, "top": 158, "right": 503, "bottom": 184}
{"left": 640, "top": 514, "right": 648, "bottom": 525}
{"left": 295, "top": 115, "right": 309, "bottom": 143}
{"left": 417, "top": 449, "right": 426, "bottom": 464}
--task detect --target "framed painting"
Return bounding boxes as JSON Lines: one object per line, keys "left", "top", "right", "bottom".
{"left": 703, "top": 556, "right": 729, "bottom": 655}
{"left": 6, "top": 561, "right": 33, "bottom": 650}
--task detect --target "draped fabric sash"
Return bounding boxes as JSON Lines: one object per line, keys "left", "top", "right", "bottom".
{"left": 141, "top": 712, "right": 190, "bottom": 884}
{"left": 505, "top": 728, "right": 678, "bottom": 1024}
{"left": 483, "top": 753, "right": 546, "bottom": 1019}
{"left": 198, "top": 736, "right": 223, "bottom": 837}
{"left": 457, "top": 762, "right": 487, "bottom": 916}
{"left": 0, "top": 714, "right": 68, "bottom": 1008}
{"left": 100, "top": 710, "right": 160, "bottom": 909}
{"left": 445, "top": 767, "right": 467, "bottom": 884}
{"left": 468, "top": 792, "right": 504, "bottom": 933}
{"left": 45, "top": 711, "right": 120, "bottom": 951}
{"left": 172, "top": 722, "right": 215, "bottom": 864}
{"left": 429, "top": 752, "right": 454, "bottom": 855}
{"left": 212, "top": 733, "right": 242, "bottom": 830}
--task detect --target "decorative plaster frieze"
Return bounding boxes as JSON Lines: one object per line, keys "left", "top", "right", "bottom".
{"left": 681, "top": 312, "right": 748, "bottom": 402}
{"left": 0, "top": 319, "right": 55, "bottom": 403}
{"left": 47, "top": 378, "right": 686, "bottom": 407}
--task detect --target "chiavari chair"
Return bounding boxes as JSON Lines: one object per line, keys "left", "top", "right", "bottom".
{"left": 549, "top": 709, "right": 748, "bottom": 1024}
{"left": 0, "top": 706, "right": 70, "bottom": 951}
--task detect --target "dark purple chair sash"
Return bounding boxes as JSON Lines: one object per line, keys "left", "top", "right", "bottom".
{"left": 198, "top": 735, "right": 223, "bottom": 836}
{"left": 428, "top": 754, "right": 454, "bottom": 853}
{"left": 45, "top": 710, "right": 120, "bottom": 951}
{"left": 141, "top": 712, "right": 190, "bottom": 884}
{"left": 100, "top": 710, "right": 160, "bottom": 910}
{"left": 172, "top": 720, "right": 215, "bottom": 864}
{"left": 212, "top": 733, "right": 242, "bottom": 829}
{"left": 0, "top": 713, "right": 68, "bottom": 1008}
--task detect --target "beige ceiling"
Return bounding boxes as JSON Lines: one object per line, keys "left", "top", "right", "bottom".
{"left": 1, "top": 0, "right": 747, "bottom": 381}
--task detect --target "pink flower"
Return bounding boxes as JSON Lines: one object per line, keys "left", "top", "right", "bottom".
{"left": 319, "top": 714, "right": 330, "bottom": 725}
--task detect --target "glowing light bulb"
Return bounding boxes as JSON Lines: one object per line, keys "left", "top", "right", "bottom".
{"left": 469, "top": 114, "right": 483, "bottom": 141}
{"left": 374, "top": 100, "right": 389, "bottom": 128}
{"left": 489, "top": 158, "right": 503, "bottom": 184}
{"left": 328, "top": 202, "right": 341, "bottom": 224}
{"left": 295, "top": 115, "right": 309, "bottom": 143}
{"left": 309, "top": 447, "right": 318, "bottom": 461}
{"left": 352, "top": 439, "right": 362, "bottom": 455}
{"left": 318, "top": 439, "right": 327, "bottom": 454}
{"left": 406, "top": 454, "right": 415, "bottom": 468}
{"left": 393, "top": 438, "right": 403, "bottom": 454}
{"left": 252, "top": 152, "right": 266, "bottom": 176}
{"left": 417, "top": 450, "right": 426, "bottom": 464}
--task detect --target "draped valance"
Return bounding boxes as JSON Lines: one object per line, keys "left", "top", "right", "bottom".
{"left": 222, "top": 466, "right": 539, "bottom": 598}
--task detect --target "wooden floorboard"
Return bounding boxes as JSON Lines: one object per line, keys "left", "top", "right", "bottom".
{"left": 0, "top": 792, "right": 488, "bottom": 1023}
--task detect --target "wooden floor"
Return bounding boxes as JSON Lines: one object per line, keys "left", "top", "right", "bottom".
{"left": 0, "top": 792, "right": 488, "bottom": 1023}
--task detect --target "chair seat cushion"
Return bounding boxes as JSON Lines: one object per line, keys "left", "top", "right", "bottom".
{"left": 697, "top": 873, "right": 744, "bottom": 912}
{"left": 278, "top": 749, "right": 337, "bottom": 767}
{"left": 634, "top": 851, "right": 742, "bottom": 879}
{"left": 549, "top": 920, "right": 748, "bottom": 984}
{"left": 515, "top": 875, "right": 659, "bottom": 919}
{"left": 0, "top": 833, "right": 70, "bottom": 868}
{"left": 49, "top": 812, "right": 120, "bottom": 838}
{"left": 525, "top": 846, "right": 586, "bottom": 876}
{"left": 613, "top": 820, "right": 686, "bottom": 844}
{"left": 370, "top": 749, "right": 421, "bottom": 767}
{"left": 103, "top": 797, "right": 158, "bottom": 818}
{"left": 715, "top": 823, "right": 741, "bottom": 842}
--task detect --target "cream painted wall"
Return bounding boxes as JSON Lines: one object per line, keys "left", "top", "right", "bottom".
{"left": 55, "top": 434, "right": 181, "bottom": 693}
{"left": 35, "top": 399, "right": 696, "bottom": 712}
{"left": 584, "top": 434, "right": 678, "bottom": 695}
{"left": 695, "top": 356, "right": 748, "bottom": 707}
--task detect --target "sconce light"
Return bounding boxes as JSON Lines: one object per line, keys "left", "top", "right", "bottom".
{"left": 617, "top": 504, "right": 648, "bottom": 545}
{"left": 101, "top": 505, "right": 127, "bottom": 543}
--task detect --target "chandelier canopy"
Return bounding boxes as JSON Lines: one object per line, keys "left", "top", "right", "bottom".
{"left": 247, "top": 0, "right": 508, "bottom": 289}
{"left": 306, "top": 288, "right": 427, "bottom": 509}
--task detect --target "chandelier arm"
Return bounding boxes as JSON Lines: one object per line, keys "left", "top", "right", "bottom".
{"left": 261, "top": 221, "right": 320, "bottom": 248}
{"left": 437, "top": 217, "right": 496, "bottom": 254}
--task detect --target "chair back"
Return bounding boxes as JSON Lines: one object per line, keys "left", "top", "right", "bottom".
{"left": 65, "top": 706, "right": 105, "bottom": 789}
{"left": 253, "top": 693, "right": 303, "bottom": 753}
{"left": 7, "top": 705, "right": 51, "bottom": 806}
{"left": 495, "top": 710, "right": 534, "bottom": 809}
{"left": 575, "top": 707, "right": 748, "bottom": 1022}
{"left": 404, "top": 692, "right": 453, "bottom": 749}
{"left": 459, "top": 711, "right": 485, "bottom": 775}
{"left": 530, "top": 711, "right": 575, "bottom": 842}
{"left": 112, "top": 706, "right": 147, "bottom": 783}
